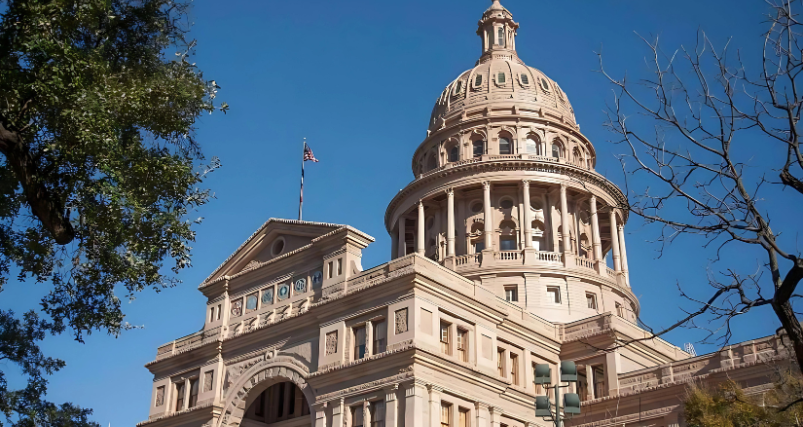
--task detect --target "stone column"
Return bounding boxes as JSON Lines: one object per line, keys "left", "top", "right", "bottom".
{"left": 428, "top": 385, "right": 442, "bottom": 427}
{"left": 618, "top": 224, "right": 629, "bottom": 286}
{"left": 489, "top": 407, "right": 501, "bottom": 427}
{"left": 417, "top": 202, "right": 425, "bottom": 255}
{"left": 605, "top": 351, "right": 621, "bottom": 397}
{"left": 560, "top": 184, "right": 572, "bottom": 266}
{"left": 483, "top": 181, "right": 493, "bottom": 250}
{"left": 391, "top": 230, "right": 399, "bottom": 260}
{"left": 363, "top": 400, "right": 370, "bottom": 427}
{"left": 446, "top": 189, "right": 456, "bottom": 258}
{"left": 475, "top": 403, "right": 490, "bottom": 427}
{"left": 585, "top": 364, "right": 595, "bottom": 400}
{"left": 314, "top": 403, "right": 327, "bottom": 427}
{"left": 397, "top": 216, "right": 406, "bottom": 258}
{"left": 609, "top": 210, "right": 621, "bottom": 272}
{"left": 384, "top": 385, "right": 399, "bottom": 427}
{"left": 331, "top": 398, "right": 345, "bottom": 427}
{"left": 404, "top": 382, "right": 426, "bottom": 427}
{"left": 522, "top": 180, "right": 533, "bottom": 249}
{"left": 590, "top": 195, "right": 603, "bottom": 273}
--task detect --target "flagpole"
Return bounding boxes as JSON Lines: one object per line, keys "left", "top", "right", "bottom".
{"left": 299, "top": 138, "right": 305, "bottom": 221}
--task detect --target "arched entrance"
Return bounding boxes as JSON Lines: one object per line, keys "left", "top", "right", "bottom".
{"left": 242, "top": 381, "right": 311, "bottom": 427}
{"left": 217, "top": 362, "right": 314, "bottom": 427}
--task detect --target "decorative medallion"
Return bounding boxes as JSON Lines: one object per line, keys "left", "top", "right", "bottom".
{"left": 294, "top": 278, "right": 307, "bottom": 293}
{"left": 325, "top": 331, "right": 338, "bottom": 355}
{"left": 155, "top": 386, "right": 165, "bottom": 407}
{"left": 246, "top": 294, "right": 258, "bottom": 311}
{"left": 277, "top": 283, "right": 290, "bottom": 300}
{"left": 312, "top": 271, "right": 323, "bottom": 286}
{"left": 261, "top": 287, "right": 274, "bottom": 305}
{"left": 395, "top": 308, "right": 409, "bottom": 334}
{"left": 231, "top": 299, "right": 243, "bottom": 317}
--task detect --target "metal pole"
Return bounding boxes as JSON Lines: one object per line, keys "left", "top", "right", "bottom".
{"left": 555, "top": 380, "right": 562, "bottom": 427}
{"left": 299, "top": 138, "right": 305, "bottom": 221}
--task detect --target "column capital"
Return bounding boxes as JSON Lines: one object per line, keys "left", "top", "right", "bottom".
{"left": 385, "top": 384, "right": 399, "bottom": 401}
{"left": 589, "top": 193, "right": 597, "bottom": 202}
{"left": 474, "top": 401, "right": 490, "bottom": 411}
{"left": 520, "top": 179, "right": 531, "bottom": 189}
{"left": 426, "top": 383, "right": 444, "bottom": 393}
{"left": 560, "top": 182, "right": 567, "bottom": 190}
{"left": 445, "top": 187, "right": 454, "bottom": 197}
{"left": 482, "top": 181, "right": 491, "bottom": 190}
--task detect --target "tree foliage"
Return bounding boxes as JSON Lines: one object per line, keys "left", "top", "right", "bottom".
{"left": 684, "top": 373, "right": 803, "bottom": 427}
{"left": 0, "top": 0, "right": 225, "bottom": 423}
{"left": 598, "top": 0, "right": 803, "bottom": 376}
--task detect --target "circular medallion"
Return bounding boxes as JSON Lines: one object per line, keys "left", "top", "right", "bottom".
{"left": 294, "top": 278, "right": 307, "bottom": 293}
{"left": 246, "top": 295, "right": 258, "bottom": 311}
{"left": 312, "top": 271, "right": 323, "bottom": 285}
{"left": 231, "top": 300, "right": 243, "bottom": 317}
{"left": 277, "top": 283, "right": 290, "bottom": 300}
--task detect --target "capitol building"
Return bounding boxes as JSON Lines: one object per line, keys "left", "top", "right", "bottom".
{"left": 138, "top": 2, "right": 791, "bottom": 427}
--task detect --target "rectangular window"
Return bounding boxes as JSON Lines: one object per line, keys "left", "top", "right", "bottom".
{"left": 209, "top": 307, "right": 215, "bottom": 322}
{"left": 328, "top": 261, "right": 334, "bottom": 279}
{"left": 547, "top": 287, "right": 561, "bottom": 304}
{"left": 337, "top": 258, "right": 343, "bottom": 276}
{"left": 373, "top": 320, "right": 387, "bottom": 354}
{"left": 456, "top": 329, "right": 468, "bottom": 362}
{"left": 440, "top": 402, "right": 452, "bottom": 427}
{"left": 616, "top": 303, "right": 624, "bottom": 317}
{"left": 500, "top": 237, "right": 516, "bottom": 251}
{"left": 440, "top": 322, "right": 451, "bottom": 355}
{"left": 352, "top": 405, "right": 364, "bottom": 427}
{"left": 188, "top": 377, "right": 199, "bottom": 408}
{"left": 497, "top": 348, "right": 505, "bottom": 376}
{"left": 370, "top": 401, "right": 386, "bottom": 427}
{"left": 586, "top": 293, "right": 597, "bottom": 310}
{"left": 504, "top": 286, "right": 518, "bottom": 302}
{"left": 510, "top": 353, "right": 519, "bottom": 385}
{"left": 353, "top": 325, "right": 367, "bottom": 360}
{"left": 459, "top": 408, "right": 469, "bottom": 427}
{"left": 216, "top": 304, "right": 221, "bottom": 320}
{"left": 175, "top": 382, "right": 185, "bottom": 412}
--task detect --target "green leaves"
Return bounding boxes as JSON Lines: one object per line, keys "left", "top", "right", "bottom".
{"left": 0, "top": 0, "right": 224, "bottom": 424}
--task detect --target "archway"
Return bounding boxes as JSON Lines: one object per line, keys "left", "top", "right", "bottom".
{"left": 243, "top": 381, "right": 311, "bottom": 426}
{"left": 217, "top": 362, "right": 314, "bottom": 427}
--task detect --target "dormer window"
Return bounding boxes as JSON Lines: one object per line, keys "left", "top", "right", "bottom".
{"left": 455, "top": 81, "right": 463, "bottom": 93}
{"left": 540, "top": 77, "right": 550, "bottom": 91}
{"left": 474, "top": 74, "right": 483, "bottom": 87}
{"left": 520, "top": 74, "right": 530, "bottom": 86}
{"left": 497, "top": 72, "right": 506, "bottom": 84}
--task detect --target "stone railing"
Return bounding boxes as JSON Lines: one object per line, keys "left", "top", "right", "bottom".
{"left": 616, "top": 333, "right": 787, "bottom": 396}
{"left": 495, "top": 250, "right": 521, "bottom": 261}
{"left": 155, "top": 326, "right": 221, "bottom": 360}
{"left": 575, "top": 256, "right": 594, "bottom": 270}
{"left": 455, "top": 253, "right": 481, "bottom": 266}
{"left": 535, "top": 251, "right": 563, "bottom": 263}
{"left": 606, "top": 266, "right": 616, "bottom": 278}
{"left": 416, "top": 153, "right": 593, "bottom": 180}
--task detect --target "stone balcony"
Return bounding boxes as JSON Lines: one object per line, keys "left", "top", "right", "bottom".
{"left": 447, "top": 249, "right": 628, "bottom": 288}
{"left": 416, "top": 153, "right": 593, "bottom": 181}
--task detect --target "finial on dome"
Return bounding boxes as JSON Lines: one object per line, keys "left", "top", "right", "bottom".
{"left": 477, "top": 0, "right": 519, "bottom": 62}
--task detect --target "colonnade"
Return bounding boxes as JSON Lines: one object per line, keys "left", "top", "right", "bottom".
{"left": 393, "top": 180, "right": 630, "bottom": 282}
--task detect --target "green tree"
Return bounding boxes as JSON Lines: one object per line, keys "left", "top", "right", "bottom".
{"left": 0, "top": 0, "right": 225, "bottom": 424}
{"left": 684, "top": 373, "right": 803, "bottom": 426}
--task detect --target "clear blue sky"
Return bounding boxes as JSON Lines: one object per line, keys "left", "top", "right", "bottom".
{"left": 0, "top": 0, "right": 793, "bottom": 425}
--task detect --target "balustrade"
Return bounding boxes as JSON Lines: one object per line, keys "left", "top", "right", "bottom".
{"left": 575, "top": 256, "right": 594, "bottom": 269}
{"left": 495, "top": 250, "right": 520, "bottom": 261}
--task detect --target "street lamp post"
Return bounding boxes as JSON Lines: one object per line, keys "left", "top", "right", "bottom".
{"left": 534, "top": 361, "right": 581, "bottom": 427}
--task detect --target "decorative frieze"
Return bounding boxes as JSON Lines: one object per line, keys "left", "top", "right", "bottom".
{"left": 395, "top": 308, "right": 409, "bottom": 334}
{"left": 325, "top": 331, "right": 338, "bottom": 355}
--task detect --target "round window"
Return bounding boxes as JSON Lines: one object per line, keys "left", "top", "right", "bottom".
{"left": 500, "top": 199, "right": 514, "bottom": 209}
{"left": 271, "top": 238, "right": 285, "bottom": 256}
{"left": 540, "top": 78, "right": 550, "bottom": 91}
{"left": 471, "top": 202, "right": 483, "bottom": 213}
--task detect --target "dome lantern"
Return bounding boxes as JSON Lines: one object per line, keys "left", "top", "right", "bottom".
{"left": 477, "top": 0, "right": 520, "bottom": 63}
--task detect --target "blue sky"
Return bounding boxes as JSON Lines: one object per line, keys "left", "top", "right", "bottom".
{"left": 0, "top": 0, "right": 795, "bottom": 425}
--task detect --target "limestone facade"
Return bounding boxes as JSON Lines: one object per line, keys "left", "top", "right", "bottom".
{"left": 139, "top": 2, "right": 791, "bottom": 427}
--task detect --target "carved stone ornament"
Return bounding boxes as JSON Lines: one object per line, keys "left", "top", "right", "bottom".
{"left": 203, "top": 371, "right": 213, "bottom": 392}
{"left": 395, "top": 308, "right": 408, "bottom": 334}
{"left": 325, "top": 331, "right": 338, "bottom": 355}
{"left": 155, "top": 386, "right": 165, "bottom": 407}
{"left": 230, "top": 299, "right": 243, "bottom": 317}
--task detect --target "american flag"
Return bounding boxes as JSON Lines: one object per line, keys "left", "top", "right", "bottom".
{"left": 303, "top": 144, "right": 319, "bottom": 162}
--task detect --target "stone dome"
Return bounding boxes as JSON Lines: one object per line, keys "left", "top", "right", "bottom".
{"left": 427, "top": 0, "right": 577, "bottom": 134}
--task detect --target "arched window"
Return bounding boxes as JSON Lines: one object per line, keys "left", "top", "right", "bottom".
{"left": 552, "top": 140, "right": 563, "bottom": 159}
{"left": 427, "top": 153, "right": 437, "bottom": 171}
{"left": 473, "top": 140, "right": 485, "bottom": 157}
{"left": 573, "top": 147, "right": 583, "bottom": 166}
{"left": 497, "top": 27, "right": 505, "bottom": 46}
{"left": 448, "top": 144, "right": 459, "bottom": 162}
{"left": 474, "top": 75, "right": 483, "bottom": 87}
{"left": 520, "top": 73, "right": 530, "bottom": 86}
{"left": 499, "top": 137, "right": 511, "bottom": 155}
{"left": 245, "top": 381, "right": 310, "bottom": 424}
{"left": 525, "top": 136, "right": 541, "bottom": 155}
{"left": 497, "top": 72, "right": 506, "bottom": 84}
{"left": 455, "top": 81, "right": 462, "bottom": 93}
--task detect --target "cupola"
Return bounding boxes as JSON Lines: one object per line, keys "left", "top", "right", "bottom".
{"left": 477, "top": 0, "right": 520, "bottom": 64}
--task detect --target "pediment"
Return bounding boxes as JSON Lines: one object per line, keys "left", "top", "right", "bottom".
{"left": 203, "top": 218, "right": 345, "bottom": 284}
